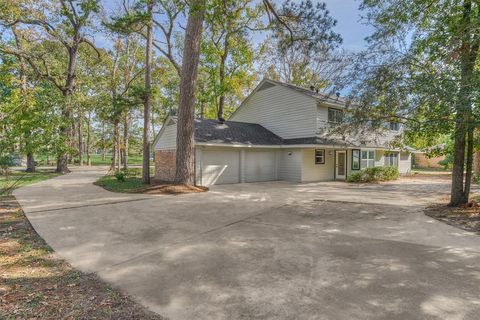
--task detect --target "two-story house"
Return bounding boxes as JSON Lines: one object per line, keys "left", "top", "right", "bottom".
{"left": 153, "top": 78, "right": 412, "bottom": 186}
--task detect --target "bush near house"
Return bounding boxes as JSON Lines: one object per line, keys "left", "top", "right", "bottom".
{"left": 347, "top": 166, "right": 399, "bottom": 183}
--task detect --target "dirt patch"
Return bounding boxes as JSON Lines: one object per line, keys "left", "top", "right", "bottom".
{"left": 139, "top": 183, "right": 208, "bottom": 195}
{"left": 425, "top": 198, "right": 480, "bottom": 234}
{"left": 0, "top": 196, "right": 164, "bottom": 320}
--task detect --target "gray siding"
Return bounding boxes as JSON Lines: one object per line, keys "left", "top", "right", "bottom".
{"left": 231, "top": 85, "right": 317, "bottom": 139}
{"left": 154, "top": 123, "right": 177, "bottom": 150}
{"left": 399, "top": 152, "right": 412, "bottom": 174}
{"left": 277, "top": 149, "right": 302, "bottom": 182}
{"left": 301, "top": 148, "right": 335, "bottom": 181}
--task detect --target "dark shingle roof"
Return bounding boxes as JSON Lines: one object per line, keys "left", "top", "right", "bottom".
{"left": 194, "top": 119, "right": 283, "bottom": 145}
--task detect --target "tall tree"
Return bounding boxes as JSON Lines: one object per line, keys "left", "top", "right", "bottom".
{"left": 0, "top": 0, "right": 101, "bottom": 173}
{"left": 175, "top": 0, "right": 206, "bottom": 185}
{"left": 142, "top": 0, "right": 153, "bottom": 184}
{"left": 347, "top": 0, "right": 480, "bottom": 206}
{"left": 202, "top": 0, "right": 262, "bottom": 119}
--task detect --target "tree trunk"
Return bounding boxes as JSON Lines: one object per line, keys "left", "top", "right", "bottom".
{"left": 56, "top": 107, "right": 72, "bottom": 173}
{"left": 175, "top": 0, "right": 206, "bottom": 185}
{"left": 449, "top": 0, "right": 477, "bottom": 206}
{"left": 101, "top": 122, "right": 106, "bottom": 161}
{"left": 111, "top": 119, "right": 119, "bottom": 171}
{"left": 142, "top": 0, "right": 154, "bottom": 184}
{"left": 86, "top": 111, "right": 92, "bottom": 166}
{"left": 13, "top": 26, "right": 36, "bottom": 173}
{"left": 26, "top": 152, "right": 35, "bottom": 172}
{"left": 217, "top": 40, "right": 229, "bottom": 119}
{"left": 78, "top": 108, "right": 83, "bottom": 166}
{"left": 123, "top": 112, "right": 129, "bottom": 170}
{"left": 464, "top": 127, "right": 474, "bottom": 202}
{"left": 116, "top": 122, "right": 121, "bottom": 171}
{"left": 474, "top": 150, "right": 480, "bottom": 176}
{"left": 56, "top": 41, "right": 79, "bottom": 173}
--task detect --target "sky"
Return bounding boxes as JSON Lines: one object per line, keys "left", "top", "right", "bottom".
{"left": 322, "top": 0, "right": 373, "bottom": 52}
{"left": 97, "top": 0, "right": 373, "bottom": 53}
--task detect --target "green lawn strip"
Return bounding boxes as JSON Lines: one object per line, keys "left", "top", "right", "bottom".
{"left": 94, "top": 168, "right": 148, "bottom": 193}
{"left": 89, "top": 154, "right": 143, "bottom": 166}
{"left": 33, "top": 154, "right": 144, "bottom": 166}
{"left": 0, "top": 196, "right": 163, "bottom": 319}
{"left": 411, "top": 167, "right": 451, "bottom": 173}
{"left": 0, "top": 170, "right": 60, "bottom": 195}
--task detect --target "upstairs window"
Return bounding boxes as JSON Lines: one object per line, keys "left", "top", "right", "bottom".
{"left": 361, "top": 150, "right": 375, "bottom": 168}
{"left": 389, "top": 122, "right": 400, "bottom": 131}
{"left": 328, "top": 108, "right": 343, "bottom": 123}
{"left": 315, "top": 149, "right": 325, "bottom": 164}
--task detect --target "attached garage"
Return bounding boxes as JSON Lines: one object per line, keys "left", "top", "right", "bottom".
{"left": 244, "top": 150, "right": 276, "bottom": 182}
{"left": 200, "top": 149, "right": 240, "bottom": 185}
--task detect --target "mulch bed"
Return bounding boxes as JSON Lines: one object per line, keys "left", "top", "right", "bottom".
{"left": 424, "top": 199, "right": 480, "bottom": 234}
{"left": 138, "top": 182, "right": 208, "bottom": 195}
{"left": 0, "top": 196, "right": 165, "bottom": 320}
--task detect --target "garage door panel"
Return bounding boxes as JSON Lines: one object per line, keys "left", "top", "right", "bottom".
{"left": 202, "top": 150, "right": 239, "bottom": 185}
{"left": 245, "top": 151, "right": 276, "bottom": 182}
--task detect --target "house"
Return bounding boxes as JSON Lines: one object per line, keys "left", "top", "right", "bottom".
{"left": 153, "top": 79, "right": 412, "bottom": 186}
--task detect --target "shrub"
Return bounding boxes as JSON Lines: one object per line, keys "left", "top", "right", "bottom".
{"left": 113, "top": 168, "right": 140, "bottom": 182}
{"left": 347, "top": 166, "right": 399, "bottom": 183}
{"left": 346, "top": 171, "right": 363, "bottom": 182}
{"left": 114, "top": 170, "right": 126, "bottom": 182}
{"left": 0, "top": 154, "right": 16, "bottom": 177}
{"left": 438, "top": 154, "right": 453, "bottom": 170}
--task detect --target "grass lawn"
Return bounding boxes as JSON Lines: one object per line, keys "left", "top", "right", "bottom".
{"left": 94, "top": 168, "right": 147, "bottom": 193}
{"left": 412, "top": 167, "right": 451, "bottom": 173}
{"left": 89, "top": 154, "right": 143, "bottom": 166}
{"left": 0, "top": 196, "right": 163, "bottom": 319}
{"left": 95, "top": 168, "right": 208, "bottom": 195}
{"left": 34, "top": 154, "right": 144, "bottom": 166}
{"left": 0, "top": 170, "right": 60, "bottom": 196}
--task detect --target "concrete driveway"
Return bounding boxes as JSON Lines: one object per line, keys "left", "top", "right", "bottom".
{"left": 13, "top": 167, "right": 480, "bottom": 320}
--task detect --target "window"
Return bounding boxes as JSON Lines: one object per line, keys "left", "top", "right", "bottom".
{"left": 351, "top": 149, "right": 360, "bottom": 170}
{"left": 328, "top": 108, "right": 343, "bottom": 123}
{"left": 389, "top": 122, "right": 400, "bottom": 131}
{"left": 315, "top": 149, "right": 325, "bottom": 164}
{"left": 361, "top": 150, "right": 375, "bottom": 168}
{"left": 385, "top": 152, "right": 399, "bottom": 167}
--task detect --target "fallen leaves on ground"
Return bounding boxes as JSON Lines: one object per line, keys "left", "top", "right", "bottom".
{"left": 0, "top": 196, "right": 164, "bottom": 320}
{"left": 139, "top": 182, "right": 208, "bottom": 195}
{"left": 425, "top": 197, "right": 480, "bottom": 234}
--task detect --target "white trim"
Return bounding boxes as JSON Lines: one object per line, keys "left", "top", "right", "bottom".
{"left": 335, "top": 150, "right": 347, "bottom": 180}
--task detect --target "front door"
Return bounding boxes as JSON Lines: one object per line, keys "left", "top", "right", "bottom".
{"left": 335, "top": 150, "right": 346, "bottom": 180}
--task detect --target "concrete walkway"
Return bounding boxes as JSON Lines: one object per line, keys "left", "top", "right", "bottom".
{"left": 13, "top": 167, "right": 480, "bottom": 320}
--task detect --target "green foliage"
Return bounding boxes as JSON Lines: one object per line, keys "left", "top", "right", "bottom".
{"left": 347, "top": 166, "right": 399, "bottom": 183}
{"left": 0, "top": 154, "right": 16, "bottom": 171}
{"left": 114, "top": 170, "right": 126, "bottom": 182}
{"left": 438, "top": 154, "right": 454, "bottom": 170}
{"left": 114, "top": 168, "right": 140, "bottom": 182}
{"left": 0, "top": 170, "right": 59, "bottom": 195}
{"left": 95, "top": 168, "right": 146, "bottom": 193}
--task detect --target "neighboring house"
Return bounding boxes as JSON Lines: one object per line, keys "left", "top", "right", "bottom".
{"left": 153, "top": 79, "right": 412, "bottom": 186}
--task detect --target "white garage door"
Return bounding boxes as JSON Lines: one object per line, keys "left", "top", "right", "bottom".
{"left": 201, "top": 150, "right": 240, "bottom": 185}
{"left": 245, "top": 150, "right": 276, "bottom": 182}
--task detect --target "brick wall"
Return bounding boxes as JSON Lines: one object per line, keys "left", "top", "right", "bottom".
{"left": 414, "top": 153, "right": 444, "bottom": 169}
{"left": 155, "top": 149, "right": 176, "bottom": 182}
